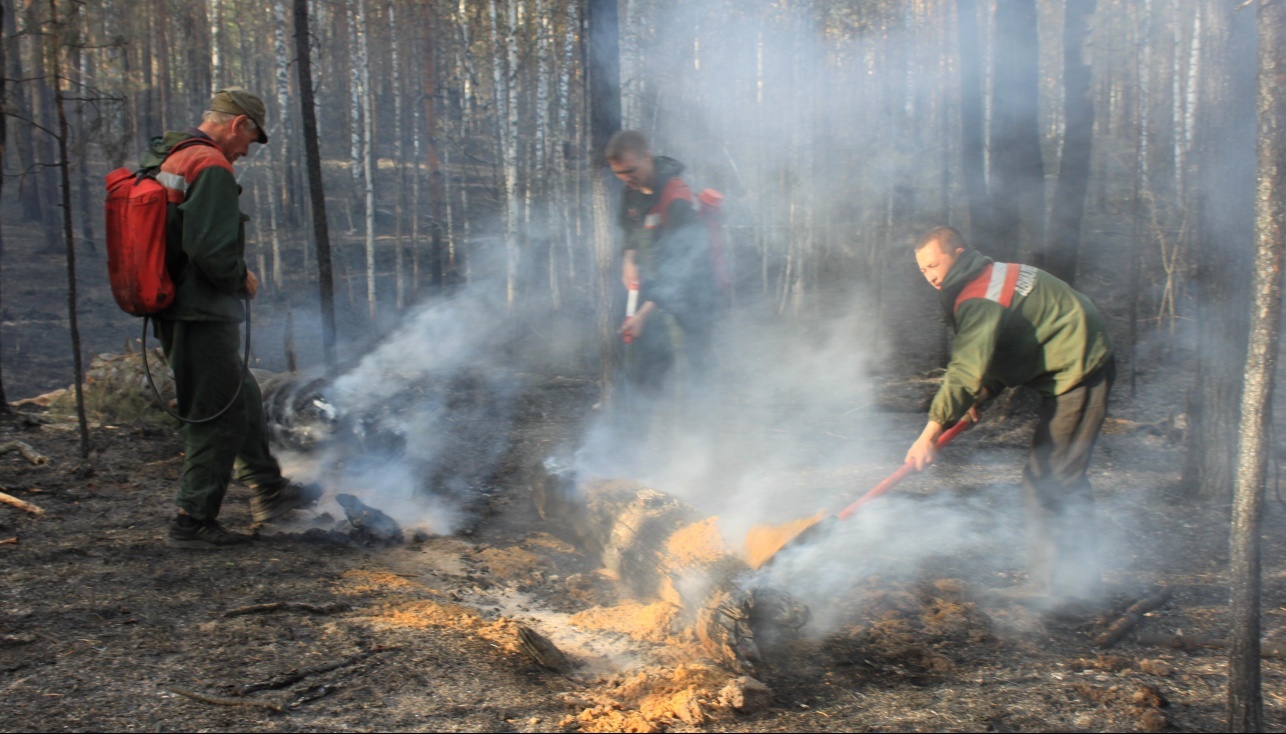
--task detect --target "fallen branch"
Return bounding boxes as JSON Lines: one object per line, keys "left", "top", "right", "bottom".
{"left": 0, "top": 441, "right": 49, "bottom": 465}
{"left": 0, "top": 537, "right": 17, "bottom": 545}
{"left": 167, "top": 687, "right": 283, "bottom": 713}
{"left": 1136, "top": 631, "right": 1286, "bottom": 659}
{"left": 237, "top": 647, "right": 392, "bottom": 696}
{"left": 1094, "top": 588, "right": 1173, "bottom": 648}
{"left": 0, "top": 491, "right": 44, "bottom": 516}
{"left": 288, "top": 682, "right": 340, "bottom": 709}
{"left": 221, "top": 601, "right": 351, "bottom": 618}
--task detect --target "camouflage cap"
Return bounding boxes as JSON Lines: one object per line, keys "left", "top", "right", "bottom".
{"left": 210, "top": 87, "right": 268, "bottom": 144}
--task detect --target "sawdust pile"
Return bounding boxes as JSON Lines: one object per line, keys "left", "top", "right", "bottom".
{"left": 569, "top": 601, "right": 680, "bottom": 644}
{"left": 474, "top": 545, "right": 548, "bottom": 581}
{"left": 367, "top": 598, "right": 526, "bottom": 655}
{"left": 826, "top": 577, "right": 994, "bottom": 674}
{"left": 561, "top": 664, "right": 768, "bottom": 733}
{"left": 663, "top": 517, "right": 731, "bottom": 568}
{"left": 338, "top": 570, "right": 525, "bottom": 654}
{"left": 337, "top": 569, "right": 426, "bottom": 595}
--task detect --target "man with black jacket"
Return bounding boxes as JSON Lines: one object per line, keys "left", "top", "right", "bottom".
{"left": 605, "top": 131, "right": 718, "bottom": 459}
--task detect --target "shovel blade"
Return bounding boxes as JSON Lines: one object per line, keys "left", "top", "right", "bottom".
{"left": 743, "top": 511, "right": 828, "bottom": 570}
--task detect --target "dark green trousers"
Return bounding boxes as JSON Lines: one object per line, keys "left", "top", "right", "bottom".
{"left": 156, "top": 318, "right": 282, "bottom": 521}
{"left": 1020, "top": 357, "right": 1115, "bottom": 600}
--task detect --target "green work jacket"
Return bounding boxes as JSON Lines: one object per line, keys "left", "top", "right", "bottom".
{"left": 929, "top": 249, "right": 1114, "bottom": 426}
{"left": 140, "top": 130, "right": 248, "bottom": 322}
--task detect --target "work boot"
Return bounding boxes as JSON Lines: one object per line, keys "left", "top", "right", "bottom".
{"left": 251, "top": 480, "right": 323, "bottom": 523}
{"left": 168, "top": 514, "right": 252, "bottom": 549}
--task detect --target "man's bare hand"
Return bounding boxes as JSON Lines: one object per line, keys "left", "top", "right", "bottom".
{"left": 245, "top": 269, "right": 260, "bottom": 300}
{"left": 622, "top": 250, "right": 639, "bottom": 291}
{"left": 905, "top": 420, "right": 945, "bottom": 471}
{"left": 619, "top": 301, "right": 654, "bottom": 341}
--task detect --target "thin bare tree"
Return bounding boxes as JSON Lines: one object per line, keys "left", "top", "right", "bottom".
{"left": 1228, "top": 3, "right": 1286, "bottom": 730}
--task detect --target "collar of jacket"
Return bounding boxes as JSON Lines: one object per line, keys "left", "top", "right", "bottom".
{"left": 938, "top": 249, "right": 992, "bottom": 331}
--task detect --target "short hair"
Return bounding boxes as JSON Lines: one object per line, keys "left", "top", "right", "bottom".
{"left": 915, "top": 226, "right": 968, "bottom": 253}
{"left": 605, "top": 130, "right": 650, "bottom": 161}
{"left": 201, "top": 109, "right": 260, "bottom": 135}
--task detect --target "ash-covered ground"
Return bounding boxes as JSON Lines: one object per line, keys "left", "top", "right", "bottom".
{"left": 2, "top": 361, "right": 1285, "bottom": 733}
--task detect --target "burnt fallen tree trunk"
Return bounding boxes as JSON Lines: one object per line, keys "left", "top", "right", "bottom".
{"left": 532, "top": 463, "right": 809, "bottom": 676}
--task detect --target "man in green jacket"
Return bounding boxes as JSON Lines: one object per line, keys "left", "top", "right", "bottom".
{"left": 907, "top": 226, "right": 1115, "bottom": 607}
{"left": 605, "top": 131, "right": 718, "bottom": 464}
{"left": 146, "top": 87, "right": 319, "bottom": 549}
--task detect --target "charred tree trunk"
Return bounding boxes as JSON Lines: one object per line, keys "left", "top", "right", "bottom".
{"left": 1180, "top": 1, "right": 1257, "bottom": 502}
{"left": 46, "top": 0, "right": 88, "bottom": 456}
{"left": 587, "top": 0, "right": 621, "bottom": 407}
{"left": 294, "top": 0, "right": 337, "bottom": 370}
{"left": 532, "top": 470, "right": 809, "bottom": 675}
{"left": 956, "top": 0, "right": 991, "bottom": 246}
{"left": 1045, "top": 0, "right": 1096, "bottom": 285}
{"left": 1228, "top": 4, "right": 1286, "bottom": 729}
{"left": 989, "top": 0, "right": 1045, "bottom": 264}
{"left": 0, "top": 4, "right": 9, "bottom": 411}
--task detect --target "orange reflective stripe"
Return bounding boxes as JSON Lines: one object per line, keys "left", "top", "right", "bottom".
{"left": 157, "top": 140, "right": 231, "bottom": 204}
{"left": 954, "top": 261, "right": 1035, "bottom": 313}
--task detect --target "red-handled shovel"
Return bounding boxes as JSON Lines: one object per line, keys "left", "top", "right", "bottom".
{"left": 744, "top": 414, "right": 977, "bottom": 570}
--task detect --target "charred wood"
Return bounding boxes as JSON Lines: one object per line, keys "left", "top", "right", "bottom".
{"left": 532, "top": 462, "right": 809, "bottom": 675}
{"left": 0, "top": 441, "right": 48, "bottom": 465}
{"left": 221, "top": 602, "right": 351, "bottom": 618}
{"left": 1094, "top": 588, "right": 1173, "bottom": 648}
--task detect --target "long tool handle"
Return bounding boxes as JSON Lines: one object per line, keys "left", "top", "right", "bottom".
{"left": 836, "top": 416, "right": 976, "bottom": 520}
{"left": 622, "top": 287, "right": 640, "bottom": 344}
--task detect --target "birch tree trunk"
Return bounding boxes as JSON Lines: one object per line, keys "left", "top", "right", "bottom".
{"left": 1228, "top": 4, "right": 1286, "bottom": 729}
{"left": 272, "top": 0, "right": 295, "bottom": 235}
{"left": 389, "top": 2, "right": 406, "bottom": 310}
{"left": 209, "top": 0, "right": 222, "bottom": 88}
{"left": 347, "top": 3, "right": 363, "bottom": 234}
{"left": 1180, "top": 0, "right": 1257, "bottom": 502}
{"left": 356, "top": 0, "right": 377, "bottom": 323}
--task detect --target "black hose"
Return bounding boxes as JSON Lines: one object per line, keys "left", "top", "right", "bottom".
{"left": 140, "top": 298, "right": 251, "bottom": 424}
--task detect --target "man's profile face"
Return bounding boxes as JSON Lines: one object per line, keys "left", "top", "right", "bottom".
{"left": 221, "top": 116, "right": 259, "bottom": 164}
{"left": 609, "top": 151, "right": 655, "bottom": 192}
{"left": 915, "top": 240, "right": 964, "bottom": 290}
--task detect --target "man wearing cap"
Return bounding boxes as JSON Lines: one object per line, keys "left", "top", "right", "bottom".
{"left": 141, "top": 87, "right": 320, "bottom": 549}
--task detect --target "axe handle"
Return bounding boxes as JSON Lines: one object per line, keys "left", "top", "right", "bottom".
{"left": 836, "top": 415, "right": 975, "bottom": 520}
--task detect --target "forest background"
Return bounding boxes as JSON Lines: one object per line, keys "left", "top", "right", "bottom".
{"left": 1, "top": 0, "right": 1282, "bottom": 550}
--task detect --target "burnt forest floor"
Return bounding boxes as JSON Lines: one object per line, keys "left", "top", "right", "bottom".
{"left": 3, "top": 219, "right": 1286, "bottom": 733}
{"left": 1, "top": 361, "right": 1285, "bottom": 734}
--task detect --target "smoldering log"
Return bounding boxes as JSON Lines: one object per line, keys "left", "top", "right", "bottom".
{"left": 1094, "top": 588, "right": 1173, "bottom": 648}
{"left": 256, "top": 369, "right": 519, "bottom": 508}
{"left": 532, "top": 463, "right": 810, "bottom": 675}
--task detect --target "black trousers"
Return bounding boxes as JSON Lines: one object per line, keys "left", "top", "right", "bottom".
{"left": 1020, "top": 357, "right": 1115, "bottom": 599}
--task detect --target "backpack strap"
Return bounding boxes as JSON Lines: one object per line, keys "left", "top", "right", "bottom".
{"left": 646, "top": 177, "right": 695, "bottom": 230}
{"left": 154, "top": 137, "right": 230, "bottom": 204}
{"left": 953, "top": 262, "right": 1039, "bottom": 313}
